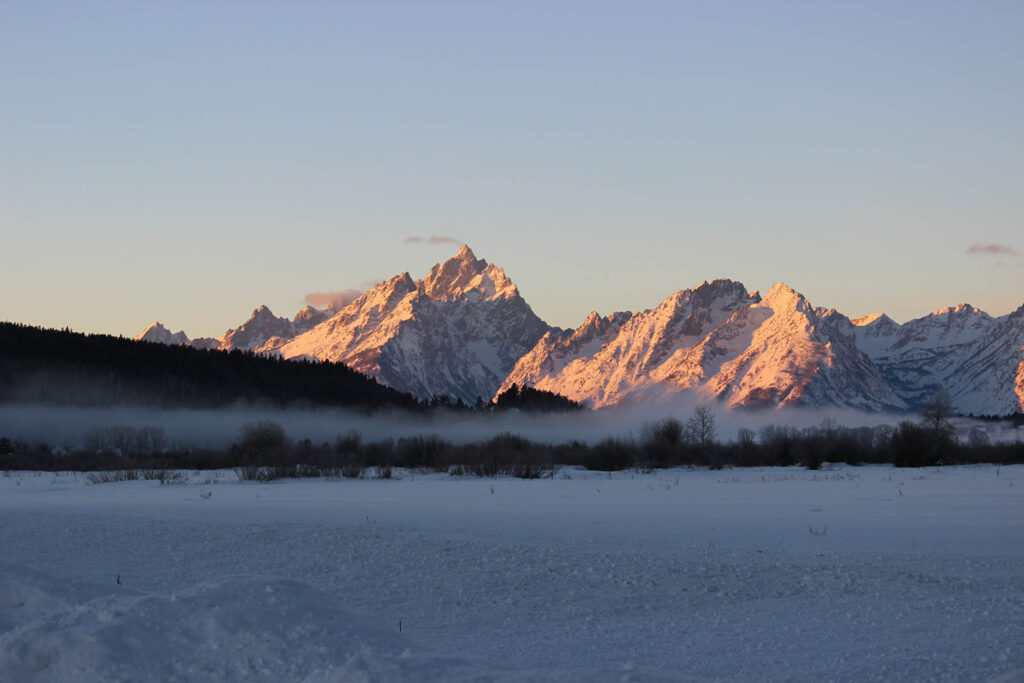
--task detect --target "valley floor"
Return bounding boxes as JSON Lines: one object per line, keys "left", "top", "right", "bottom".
{"left": 1, "top": 465, "right": 1022, "bottom": 681}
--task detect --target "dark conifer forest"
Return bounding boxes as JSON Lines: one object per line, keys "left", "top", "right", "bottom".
{"left": 0, "top": 322, "right": 421, "bottom": 410}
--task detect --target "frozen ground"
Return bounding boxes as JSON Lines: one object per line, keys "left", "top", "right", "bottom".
{"left": 1, "top": 464, "right": 1022, "bottom": 681}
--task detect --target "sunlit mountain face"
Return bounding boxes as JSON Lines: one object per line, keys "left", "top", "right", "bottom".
{"left": 137, "top": 246, "right": 1024, "bottom": 415}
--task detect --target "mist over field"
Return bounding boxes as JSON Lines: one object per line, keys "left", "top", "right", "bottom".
{"left": 2, "top": 401, "right": 1018, "bottom": 452}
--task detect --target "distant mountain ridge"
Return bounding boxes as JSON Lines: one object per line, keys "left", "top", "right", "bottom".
{"left": 847, "top": 303, "right": 1024, "bottom": 416}
{"left": 502, "top": 280, "right": 908, "bottom": 412}
{"left": 137, "top": 304, "right": 331, "bottom": 354}
{"left": 140, "top": 246, "right": 555, "bottom": 404}
{"left": 137, "top": 246, "right": 1024, "bottom": 415}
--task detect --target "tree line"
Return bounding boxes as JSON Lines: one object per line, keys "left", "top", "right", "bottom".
{"left": 2, "top": 401, "right": 1021, "bottom": 475}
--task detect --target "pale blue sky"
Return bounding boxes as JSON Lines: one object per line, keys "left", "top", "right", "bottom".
{"left": 3, "top": 1, "right": 1023, "bottom": 337}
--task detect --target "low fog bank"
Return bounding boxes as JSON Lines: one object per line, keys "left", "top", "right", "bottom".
{"left": 1, "top": 400, "right": 1020, "bottom": 452}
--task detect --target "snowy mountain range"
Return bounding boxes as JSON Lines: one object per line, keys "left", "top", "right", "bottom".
{"left": 137, "top": 246, "right": 1024, "bottom": 415}
{"left": 140, "top": 246, "right": 554, "bottom": 404}
{"left": 137, "top": 304, "right": 330, "bottom": 354}
{"left": 500, "top": 280, "right": 907, "bottom": 412}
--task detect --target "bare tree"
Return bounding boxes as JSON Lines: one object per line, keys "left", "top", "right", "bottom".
{"left": 686, "top": 404, "right": 717, "bottom": 450}
{"left": 919, "top": 390, "right": 954, "bottom": 441}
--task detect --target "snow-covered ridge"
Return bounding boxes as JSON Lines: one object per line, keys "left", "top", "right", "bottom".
{"left": 135, "top": 246, "right": 1024, "bottom": 414}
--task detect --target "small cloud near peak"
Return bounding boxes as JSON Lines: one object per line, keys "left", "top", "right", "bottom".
{"left": 404, "top": 235, "right": 461, "bottom": 245}
{"left": 966, "top": 242, "right": 1020, "bottom": 258}
{"left": 304, "top": 289, "right": 362, "bottom": 310}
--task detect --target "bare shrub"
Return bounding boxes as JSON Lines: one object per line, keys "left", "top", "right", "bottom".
{"left": 141, "top": 469, "right": 187, "bottom": 484}
{"left": 582, "top": 438, "right": 636, "bottom": 471}
{"left": 85, "top": 470, "right": 140, "bottom": 484}
{"left": 510, "top": 463, "right": 553, "bottom": 479}
{"left": 396, "top": 435, "right": 448, "bottom": 471}
{"left": 640, "top": 418, "right": 685, "bottom": 467}
{"left": 234, "top": 465, "right": 265, "bottom": 482}
{"left": 341, "top": 464, "right": 365, "bottom": 479}
{"left": 238, "top": 420, "right": 288, "bottom": 462}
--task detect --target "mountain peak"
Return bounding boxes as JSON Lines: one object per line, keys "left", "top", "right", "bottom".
{"left": 422, "top": 246, "right": 518, "bottom": 302}
{"left": 930, "top": 303, "right": 984, "bottom": 317}
{"left": 280, "top": 244, "right": 553, "bottom": 402}
{"left": 851, "top": 312, "right": 894, "bottom": 327}
{"left": 765, "top": 281, "right": 797, "bottom": 296}
{"left": 138, "top": 321, "right": 167, "bottom": 336}
{"left": 247, "top": 305, "right": 283, "bottom": 323}
{"left": 763, "top": 282, "right": 803, "bottom": 305}
{"left": 136, "top": 322, "right": 189, "bottom": 345}
{"left": 692, "top": 278, "right": 757, "bottom": 302}
{"left": 759, "top": 283, "right": 818, "bottom": 320}
{"left": 292, "top": 305, "right": 329, "bottom": 334}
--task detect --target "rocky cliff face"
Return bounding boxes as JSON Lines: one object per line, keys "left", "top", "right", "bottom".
{"left": 278, "top": 245, "right": 555, "bottom": 403}
{"left": 503, "top": 280, "right": 905, "bottom": 411}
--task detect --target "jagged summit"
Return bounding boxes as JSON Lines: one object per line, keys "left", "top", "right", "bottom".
{"left": 248, "top": 305, "right": 277, "bottom": 321}
{"left": 219, "top": 306, "right": 295, "bottom": 353}
{"left": 136, "top": 322, "right": 189, "bottom": 346}
{"left": 930, "top": 303, "right": 984, "bottom": 317}
{"left": 421, "top": 245, "right": 518, "bottom": 302}
{"left": 351, "top": 273, "right": 418, "bottom": 313}
{"left": 293, "top": 306, "right": 329, "bottom": 335}
{"left": 571, "top": 310, "right": 633, "bottom": 342}
{"left": 278, "top": 245, "right": 552, "bottom": 402}
{"left": 762, "top": 282, "right": 811, "bottom": 312}
{"left": 851, "top": 312, "right": 892, "bottom": 327}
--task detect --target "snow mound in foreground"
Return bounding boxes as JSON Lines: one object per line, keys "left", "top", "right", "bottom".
{"left": 0, "top": 570, "right": 501, "bottom": 682}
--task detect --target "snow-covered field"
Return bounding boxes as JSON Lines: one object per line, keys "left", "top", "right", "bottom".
{"left": 1, "top": 465, "right": 1022, "bottom": 681}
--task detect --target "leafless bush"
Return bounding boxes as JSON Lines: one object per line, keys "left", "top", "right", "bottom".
{"left": 85, "top": 470, "right": 140, "bottom": 484}
{"left": 341, "top": 464, "right": 365, "bottom": 478}
{"left": 234, "top": 465, "right": 265, "bottom": 482}
{"left": 238, "top": 420, "right": 288, "bottom": 461}
{"left": 141, "top": 469, "right": 188, "bottom": 484}
{"left": 510, "top": 463, "right": 553, "bottom": 479}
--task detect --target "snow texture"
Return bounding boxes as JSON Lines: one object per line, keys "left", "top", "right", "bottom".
{"left": 1, "top": 465, "right": 1022, "bottom": 681}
